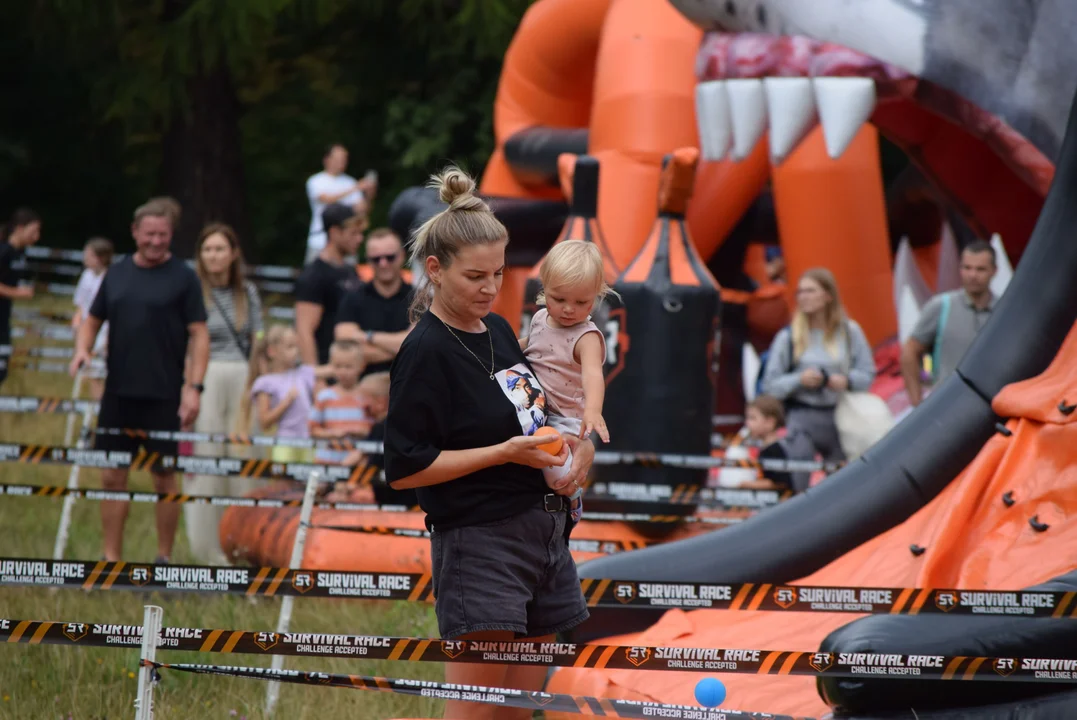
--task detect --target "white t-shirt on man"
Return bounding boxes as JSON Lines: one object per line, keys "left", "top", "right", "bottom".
{"left": 306, "top": 171, "right": 364, "bottom": 255}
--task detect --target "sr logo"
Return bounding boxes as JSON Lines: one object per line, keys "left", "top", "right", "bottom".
{"left": 773, "top": 587, "right": 798, "bottom": 609}
{"left": 613, "top": 583, "right": 636, "bottom": 604}
{"left": 809, "top": 652, "right": 833, "bottom": 673}
{"left": 441, "top": 641, "right": 466, "bottom": 660}
{"left": 292, "top": 572, "right": 313, "bottom": 594}
{"left": 129, "top": 566, "right": 152, "bottom": 587}
{"left": 935, "top": 591, "right": 957, "bottom": 612}
{"left": 528, "top": 692, "right": 555, "bottom": 707}
{"left": 254, "top": 632, "right": 279, "bottom": 651}
{"left": 993, "top": 658, "right": 1016, "bottom": 677}
{"left": 602, "top": 307, "right": 630, "bottom": 386}
{"left": 626, "top": 646, "right": 652, "bottom": 667}
{"left": 63, "top": 622, "right": 88, "bottom": 643}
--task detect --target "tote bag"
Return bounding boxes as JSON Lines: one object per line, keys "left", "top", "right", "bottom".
{"left": 835, "top": 323, "right": 894, "bottom": 459}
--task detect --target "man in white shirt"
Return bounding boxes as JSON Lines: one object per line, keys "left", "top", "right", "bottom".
{"left": 305, "top": 143, "right": 377, "bottom": 264}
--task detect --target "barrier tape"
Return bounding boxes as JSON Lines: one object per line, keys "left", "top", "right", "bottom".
{"left": 0, "top": 437, "right": 792, "bottom": 510}
{"left": 143, "top": 662, "right": 799, "bottom": 720}
{"left": 0, "top": 483, "right": 412, "bottom": 513}
{"left": 0, "top": 359, "right": 106, "bottom": 375}
{"left": 4, "top": 558, "right": 1077, "bottom": 619}
{"left": 0, "top": 393, "right": 834, "bottom": 474}
{"left": 0, "top": 441, "right": 795, "bottom": 510}
{"left": 302, "top": 523, "right": 658, "bottom": 556}
{"left": 11, "top": 325, "right": 75, "bottom": 342}
{"left": 3, "top": 616, "right": 1076, "bottom": 688}
{"left": 25, "top": 246, "right": 304, "bottom": 281}
{"left": 0, "top": 442, "right": 364, "bottom": 483}
{"left": 0, "top": 482, "right": 751, "bottom": 527}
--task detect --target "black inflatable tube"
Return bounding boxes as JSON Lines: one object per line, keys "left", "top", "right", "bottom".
{"left": 574, "top": 86, "right": 1077, "bottom": 633}
{"left": 503, "top": 127, "right": 589, "bottom": 187}
{"left": 387, "top": 186, "right": 568, "bottom": 267}
{"left": 819, "top": 571, "right": 1077, "bottom": 715}
{"left": 835, "top": 689, "right": 1077, "bottom": 720}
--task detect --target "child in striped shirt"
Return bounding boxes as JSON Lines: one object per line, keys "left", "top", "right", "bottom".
{"left": 309, "top": 341, "right": 376, "bottom": 465}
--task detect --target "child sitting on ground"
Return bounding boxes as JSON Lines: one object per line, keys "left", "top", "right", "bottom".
{"left": 309, "top": 341, "right": 376, "bottom": 467}
{"left": 520, "top": 241, "right": 616, "bottom": 519}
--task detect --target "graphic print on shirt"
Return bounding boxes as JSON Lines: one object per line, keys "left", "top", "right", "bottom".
{"left": 495, "top": 363, "right": 548, "bottom": 436}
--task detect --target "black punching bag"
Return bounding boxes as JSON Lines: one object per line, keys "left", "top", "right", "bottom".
{"left": 592, "top": 148, "right": 721, "bottom": 530}
{"left": 520, "top": 154, "right": 621, "bottom": 336}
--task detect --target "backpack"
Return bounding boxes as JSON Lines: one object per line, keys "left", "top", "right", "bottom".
{"left": 930, "top": 293, "right": 953, "bottom": 381}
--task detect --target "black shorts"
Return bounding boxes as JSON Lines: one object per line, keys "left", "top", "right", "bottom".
{"left": 93, "top": 393, "right": 180, "bottom": 458}
{"left": 429, "top": 497, "right": 589, "bottom": 639}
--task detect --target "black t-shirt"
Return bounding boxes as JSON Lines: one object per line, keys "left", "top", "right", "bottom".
{"left": 295, "top": 259, "right": 361, "bottom": 364}
{"left": 0, "top": 242, "right": 28, "bottom": 336}
{"left": 89, "top": 255, "right": 207, "bottom": 400}
{"left": 758, "top": 441, "right": 793, "bottom": 492}
{"left": 369, "top": 420, "right": 419, "bottom": 507}
{"left": 384, "top": 311, "right": 551, "bottom": 530}
{"left": 336, "top": 281, "right": 413, "bottom": 376}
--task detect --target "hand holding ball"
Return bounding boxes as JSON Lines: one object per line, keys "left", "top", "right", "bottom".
{"left": 534, "top": 426, "right": 563, "bottom": 455}
{"left": 534, "top": 426, "right": 573, "bottom": 485}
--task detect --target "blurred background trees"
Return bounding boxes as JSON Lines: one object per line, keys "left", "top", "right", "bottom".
{"left": 0, "top": 0, "right": 532, "bottom": 263}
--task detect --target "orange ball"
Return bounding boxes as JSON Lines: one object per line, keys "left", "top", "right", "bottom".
{"left": 533, "top": 426, "right": 563, "bottom": 455}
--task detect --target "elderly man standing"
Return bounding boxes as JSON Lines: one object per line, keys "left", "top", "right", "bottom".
{"left": 69, "top": 197, "right": 209, "bottom": 563}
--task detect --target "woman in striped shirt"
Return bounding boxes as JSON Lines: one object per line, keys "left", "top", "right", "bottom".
{"left": 183, "top": 223, "right": 264, "bottom": 565}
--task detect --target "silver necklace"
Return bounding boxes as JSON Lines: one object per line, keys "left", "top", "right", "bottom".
{"left": 438, "top": 315, "right": 496, "bottom": 380}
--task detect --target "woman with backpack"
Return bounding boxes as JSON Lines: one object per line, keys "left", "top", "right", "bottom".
{"left": 761, "top": 267, "right": 876, "bottom": 463}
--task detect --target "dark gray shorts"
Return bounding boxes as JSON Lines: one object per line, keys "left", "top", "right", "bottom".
{"left": 430, "top": 498, "right": 590, "bottom": 639}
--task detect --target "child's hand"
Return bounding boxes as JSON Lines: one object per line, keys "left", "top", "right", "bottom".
{"left": 582, "top": 411, "right": 610, "bottom": 443}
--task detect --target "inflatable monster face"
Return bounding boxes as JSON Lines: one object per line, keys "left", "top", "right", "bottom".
{"left": 671, "top": 0, "right": 1077, "bottom": 164}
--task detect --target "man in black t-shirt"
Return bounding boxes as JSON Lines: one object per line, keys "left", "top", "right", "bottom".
{"left": 69, "top": 198, "right": 209, "bottom": 563}
{"left": 335, "top": 228, "right": 414, "bottom": 377}
{"left": 0, "top": 209, "right": 41, "bottom": 386}
{"left": 295, "top": 202, "right": 364, "bottom": 366}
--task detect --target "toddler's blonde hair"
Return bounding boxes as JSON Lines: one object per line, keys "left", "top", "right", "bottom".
{"left": 536, "top": 240, "right": 618, "bottom": 306}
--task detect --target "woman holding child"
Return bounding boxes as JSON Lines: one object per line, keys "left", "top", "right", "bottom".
{"left": 182, "top": 223, "right": 264, "bottom": 565}
{"left": 385, "top": 167, "right": 597, "bottom": 720}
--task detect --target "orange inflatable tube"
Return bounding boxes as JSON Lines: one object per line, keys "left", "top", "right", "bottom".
{"left": 771, "top": 124, "right": 897, "bottom": 347}
{"left": 219, "top": 485, "right": 734, "bottom": 573}
{"left": 547, "top": 320, "right": 1077, "bottom": 717}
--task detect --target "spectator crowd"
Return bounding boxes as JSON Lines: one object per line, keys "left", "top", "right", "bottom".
{"left": 0, "top": 141, "right": 1001, "bottom": 564}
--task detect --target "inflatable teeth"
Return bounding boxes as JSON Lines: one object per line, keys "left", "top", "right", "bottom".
{"left": 763, "top": 77, "right": 818, "bottom": 164}
{"left": 695, "top": 80, "right": 732, "bottom": 162}
{"left": 725, "top": 79, "right": 768, "bottom": 161}
{"left": 813, "top": 76, "right": 877, "bottom": 159}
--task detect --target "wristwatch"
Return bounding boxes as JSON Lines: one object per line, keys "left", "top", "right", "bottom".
{"left": 189, "top": 383, "right": 205, "bottom": 394}
{"left": 366, "top": 330, "right": 376, "bottom": 344}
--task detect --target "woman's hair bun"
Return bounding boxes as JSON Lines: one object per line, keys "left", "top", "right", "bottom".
{"left": 430, "top": 166, "right": 487, "bottom": 212}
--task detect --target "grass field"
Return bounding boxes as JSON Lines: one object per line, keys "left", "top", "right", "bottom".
{"left": 0, "top": 295, "right": 444, "bottom": 719}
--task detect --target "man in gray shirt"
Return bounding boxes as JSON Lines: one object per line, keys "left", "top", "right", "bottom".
{"left": 901, "top": 240, "right": 998, "bottom": 407}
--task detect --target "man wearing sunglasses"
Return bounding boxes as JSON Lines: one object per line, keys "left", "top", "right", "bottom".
{"left": 334, "top": 228, "right": 414, "bottom": 377}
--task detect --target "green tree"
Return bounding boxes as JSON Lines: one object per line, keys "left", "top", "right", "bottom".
{"left": 2, "top": 0, "right": 533, "bottom": 265}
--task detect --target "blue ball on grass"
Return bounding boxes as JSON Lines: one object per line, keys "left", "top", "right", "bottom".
{"left": 694, "top": 677, "right": 726, "bottom": 707}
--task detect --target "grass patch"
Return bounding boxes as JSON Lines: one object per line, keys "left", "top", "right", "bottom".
{"left": 0, "top": 296, "right": 442, "bottom": 718}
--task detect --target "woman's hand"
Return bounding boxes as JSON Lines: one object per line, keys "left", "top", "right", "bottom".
{"left": 548, "top": 433, "right": 595, "bottom": 497}
{"left": 827, "top": 373, "right": 849, "bottom": 392}
{"left": 499, "top": 434, "right": 568, "bottom": 470}
{"left": 800, "top": 368, "right": 824, "bottom": 389}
